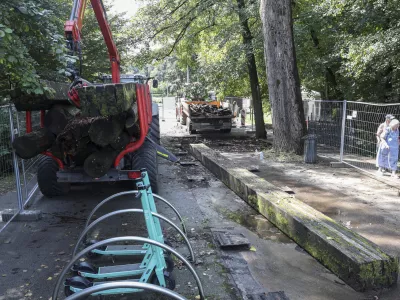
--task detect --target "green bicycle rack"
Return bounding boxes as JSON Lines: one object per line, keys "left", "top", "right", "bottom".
{"left": 57, "top": 169, "right": 204, "bottom": 299}
{"left": 54, "top": 237, "right": 205, "bottom": 299}
{"left": 64, "top": 281, "right": 189, "bottom": 300}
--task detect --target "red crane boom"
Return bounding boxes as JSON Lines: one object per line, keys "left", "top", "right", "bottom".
{"left": 64, "top": 0, "right": 120, "bottom": 83}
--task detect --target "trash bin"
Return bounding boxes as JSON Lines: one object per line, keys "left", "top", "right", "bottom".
{"left": 303, "top": 134, "right": 317, "bottom": 163}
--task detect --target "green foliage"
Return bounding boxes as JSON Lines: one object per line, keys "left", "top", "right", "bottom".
{"left": 0, "top": 0, "right": 71, "bottom": 102}
{"left": 183, "top": 82, "right": 208, "bottom": 100}
{"left": 294, "top": 0, "right": 400, "bottom": 102}
{"left": 130, "top": 0, "right": 268, "bottom": 104}
{"left": 0, "top": 0, "right": 132, "bottom": 103}
{"left": 80, "top": 2, "right": 132, "bottom": 82}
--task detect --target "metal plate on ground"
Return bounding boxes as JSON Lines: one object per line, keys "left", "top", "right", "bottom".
{"left": 247, "top": 291, "right": 289, "bottom": 300}
{"left": 180, "top": 161, "right": 198, "bottom": 166}
{"left": 214, "top": 232, "right": 250, "bottom": 249}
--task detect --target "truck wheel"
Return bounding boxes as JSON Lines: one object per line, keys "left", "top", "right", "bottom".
{"left": 176, "top": 107, "right": 180, "bottom": 122}
{"left": 131, "top": 139, "right": 159, "bottom": 193}
{"left": 180, "top": 113, "right": 187, "bottom": 125}
{"left": 220, "top": 128, "right": 231, "bottom": 133}
{"left": 150, "top": 114, "right": 161, "bottom": 145}
{"left": 37, "top": 156, "right": 70, "bottom": 197}
{"left": 187, "top": 121, "right": 196, "bottom": 134}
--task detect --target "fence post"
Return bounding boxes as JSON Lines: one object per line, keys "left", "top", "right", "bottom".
{"left": 8, "top": 106, "right": 24, "bottom": 211}
{"left": 15, "top": 111, "right": 28, "bottom": 200}
{"left": 339, "top": 100, "right": 347, "bottom": 162}
{"left": 161, "top": 95, "right": 165, "bottom": 122}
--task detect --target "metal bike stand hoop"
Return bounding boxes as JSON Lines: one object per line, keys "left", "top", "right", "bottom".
{"left": 65, "top": 281, "right": 188, "bottom": 300}
{"left": 53, "top": 237, "right": 205, "bottom": 300}
{"left": 73, "top": 208, "right": 195, "bottom": 261}
{"left": 85, "top": 191, "right": 187, "bottom": 234}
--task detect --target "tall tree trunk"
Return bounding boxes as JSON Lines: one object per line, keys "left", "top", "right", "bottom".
{"left": 236, "top": 0, "right": 266, "bottom": 139}
{"left": 260, "top": 0, "right": 306, "bottom": 154}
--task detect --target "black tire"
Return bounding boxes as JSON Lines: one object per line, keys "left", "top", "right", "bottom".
{"left": 180, "top": 112, "right": 187, "bottom": 125}
{"left": 176, "top": 107, "right": 180, "bottom": 122}
{"left": 150, "top": 114, "right": 161, "bottom": 145}
{"left": 164, "top": 255, "right": 174, "bottom": 272}
{"left": 151, "top": 272, "right": 176, "bottom": 290}
{"left": 220, "top": 128, "right": 231, "bottom": 133}
{"left": 131, "top": 139, "right": 159, "bottom": 193}
{"left": 64, "top": 285, "right": 74, "bottom": 297}
{"left": 37, "top": 156, "right": 70, "bottom": 197}
{"left": 187, "top": 121, "right": 196, "bottom": 134}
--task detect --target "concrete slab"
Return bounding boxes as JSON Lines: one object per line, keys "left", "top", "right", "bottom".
{"left": 190, "top": 143, "right": 399, "bottom": 292}
{"left": 1, "top": 209, "right": 42, "bottom": 222}
{"left": 330, "top": 162, "right": 351, "bottom": 168}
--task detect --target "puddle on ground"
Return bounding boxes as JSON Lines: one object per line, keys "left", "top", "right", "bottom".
{"left": 217, "top": 207, "right": 292, "bottom": 243}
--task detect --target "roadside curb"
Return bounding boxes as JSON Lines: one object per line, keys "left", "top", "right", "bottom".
{"left": 189, "top": 143, "right": 399, "bottom": 292}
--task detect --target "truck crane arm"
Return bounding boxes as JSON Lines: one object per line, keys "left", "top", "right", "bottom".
{"left": 64, "top": 0, "right": 121, "bottom": 107}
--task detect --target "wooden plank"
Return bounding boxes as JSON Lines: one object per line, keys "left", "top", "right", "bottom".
{"left": 77, "top": 82, "right": 137, "bottom": 117}
{"left": 11, "top": 80, "right": 70, "bottom": 111}
{"left": 189, "top": 143, "right": 399, "bottom": 292}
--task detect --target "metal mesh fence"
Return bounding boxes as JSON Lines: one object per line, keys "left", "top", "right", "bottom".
{"left": 0, "top": 107, "right": 41, "bottom": 231}
{"left": 343, "top": 102, "right": 400, "bottom": 172}
{"left": 0, "top": 106, "right": 17, "bottom": 197}
{"left": 0, "top": 105, "right": 19, "bottom": 230}
{"left": 304, "top": 100, "right": 400, "bottom": 180}
{"left": 304, "top": 100, "right": 343, "bottom": 161}
{"left": 16, "top": 111, "right": 42, "bottom": 204}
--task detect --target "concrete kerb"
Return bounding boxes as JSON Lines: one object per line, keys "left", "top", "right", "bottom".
{"left": 1, "top": 209, "right": 42, "bottom": 222}
{"left": 189, "top": 143, "right": 399, "bottom": 292}
{"left": 330, "top": 162, "right": 351, "bottom": 168}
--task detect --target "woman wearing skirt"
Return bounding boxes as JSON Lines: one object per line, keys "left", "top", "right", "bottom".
{"left": 377, "top": 119, "right": 400, "bottom": 178}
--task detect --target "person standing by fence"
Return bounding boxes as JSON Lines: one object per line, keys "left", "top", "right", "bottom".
{"left": 377, "top": 119, "right": 400, "bottom": 178}
{"left": 376, "top": 114, "right": 394, "bottom": 167}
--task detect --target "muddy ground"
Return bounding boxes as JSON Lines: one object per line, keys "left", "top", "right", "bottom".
{"left": 0, "top": 97, "right": 398, "bottom": 300}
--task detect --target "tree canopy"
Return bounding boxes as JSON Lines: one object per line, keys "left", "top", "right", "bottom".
{"left": 0, "top": 0, "right": 131, "bottom": 102}
{"left": 294, "top": 0, "right": 400, "bottom": 102}
{"left": 2, "top": 0, "right": 400, "bottom": 105}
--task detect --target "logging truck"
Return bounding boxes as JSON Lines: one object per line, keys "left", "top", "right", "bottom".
{"left": 175, "top": 98, "right": 234, "bottom": 134}
{"left": 10, "top": 0, "right": 172, "bottom": 196}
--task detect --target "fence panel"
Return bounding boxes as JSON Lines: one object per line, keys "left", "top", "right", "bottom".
{"left": 304, "top": 100, "right": 400, "bottom": 179}
{"left": 0, "top": 107, "right": 41, "bottom": 233}
{"left": 304, "top": 100, "right": 344, "bottom": 161}
{"left": 0, "top": 106, "right": 21, "bottom": 232}
{"left": 16, "top": 110, "right": 42, "bottom": 206}
{"left": 343, "top": 102, "right": 400, "bottom": 172}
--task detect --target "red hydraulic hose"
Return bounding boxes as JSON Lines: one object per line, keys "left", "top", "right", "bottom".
{"left": 114, "top": 84, "right": 148, "bottom": 167}
{"left": 43, "top": 151, "right": 64, "bottom": 169}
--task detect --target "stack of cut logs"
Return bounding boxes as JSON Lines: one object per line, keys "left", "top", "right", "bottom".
{"left": 11, "top": 81, "right": 140, "bottom": 178}
{"left": 189, "top": 104, "right": 232, "bottom": 117}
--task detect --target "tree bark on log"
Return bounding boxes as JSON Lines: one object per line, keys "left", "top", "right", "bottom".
{"left": 88, "top": 114, "right": 125, "bottom": 147}
{"left": 73, "top": 140, "right": 98, "bottom": 166}
{"left": 11, "top": 80, "right": 71, "bottom": 111}
{"left": 236, "top": 0, "right": 266, "bottom": 139}
{"left": 110, "top": 132, "right": 131, "bottom": 151}
{"left": 12, "top": 128, "right": 55, "bottom": 159}
{"left": 56, "top": 117, "right": 96, "bottom": 156}
{"left": 260, "top": 0, "right": 306, "bottom": 154}
{"left": 44, "top": 105, "right": 80, "bottom": 135}
{"left": 77, "top": 83, "right": 137, "bottom": 117}
{"left": 83, "top": 146, "right": 118, "bottom": 178}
